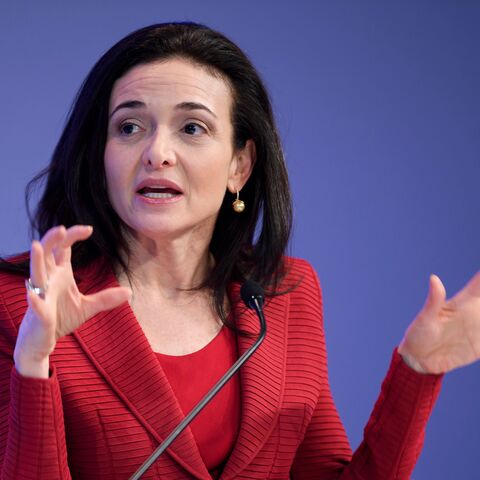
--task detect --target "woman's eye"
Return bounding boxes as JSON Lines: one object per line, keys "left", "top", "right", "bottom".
{"left": 119, "top": 122, "right": 141, "bottom": 135}
{"left": 183, "top": 123, "right": 206, "bottom": 136}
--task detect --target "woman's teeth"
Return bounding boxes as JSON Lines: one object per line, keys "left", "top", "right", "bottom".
{"left": 141, "top": 191, "right": 178, "bottom": 198}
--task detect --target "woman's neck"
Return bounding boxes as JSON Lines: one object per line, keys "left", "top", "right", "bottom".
{"left": 116, "top": 232, "right": 214, "bottom": 302}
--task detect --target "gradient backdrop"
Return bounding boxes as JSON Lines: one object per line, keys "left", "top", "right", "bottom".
{"left": 1, "top": 1, "right": 479, "bottom": 478}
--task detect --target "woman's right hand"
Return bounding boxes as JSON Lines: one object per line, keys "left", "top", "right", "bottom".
{"left": 13, "top": 225, "right": 131, "bottom": 379}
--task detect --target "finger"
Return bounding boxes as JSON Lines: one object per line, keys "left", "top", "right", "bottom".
{"left": 54, "top": 225, "right": 93, "bottom": 264}
{"left": 41, "top": 226, "right": 67, "bottom": 271}
{"left": 29, "top": 240, "right": 49, "bottom": 294}
{"left": 423, "top": 274, "right": 446, "bottom": 315}
{"left": 82, "top": 287, "right": 132, "bottom": 320}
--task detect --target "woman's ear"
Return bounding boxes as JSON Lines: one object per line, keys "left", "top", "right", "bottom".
{"left": 227, "top": 139, "right": 256, "bottom": 193}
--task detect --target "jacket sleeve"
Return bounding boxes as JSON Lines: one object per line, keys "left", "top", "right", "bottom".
{"left": 0, "top": 291, "right": 72, "bottom": 479}
{"left": 290, "top": 262, "right": 442, "bottom": 480}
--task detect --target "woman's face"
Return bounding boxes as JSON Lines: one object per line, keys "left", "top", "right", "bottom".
{"left": 104, "top": 58, "right": 253, "bottom": 245}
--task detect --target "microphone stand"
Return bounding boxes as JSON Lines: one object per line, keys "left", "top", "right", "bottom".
{"left": 129, "top": 286, "right": 266, "bottom": 480}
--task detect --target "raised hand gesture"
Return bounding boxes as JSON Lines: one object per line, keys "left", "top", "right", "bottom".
{"left": 13, "top": 225, "right": 131, "bottom": 379}
{"left": 399, "top": 272, "right": 480, "bottom": 374}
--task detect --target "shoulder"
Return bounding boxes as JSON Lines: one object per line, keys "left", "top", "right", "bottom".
{"left": 0, "top": 251, "right": 30, "bottom": 294}
{"left": 265, "top": 256, "right": 325, "bottom": 330}
{"left": 0, "top": 267, "right": 28, "bottom": 351}
{"left": 0, "top": 267, "right": 28, "bottom": 329}
{"left": 279, "top": 256, "right": 323, "bottom": 301}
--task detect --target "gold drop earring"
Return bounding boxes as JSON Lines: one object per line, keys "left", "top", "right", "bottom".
{"left": 232, "top": 189, "right": 245, "bottom": 213}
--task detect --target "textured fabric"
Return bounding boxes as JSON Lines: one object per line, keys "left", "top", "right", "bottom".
{"left": 155, "top": 325, "right": 241, "bottom": 473}
{"left": 0, "top": 257, "right": 442, "bottom": 479}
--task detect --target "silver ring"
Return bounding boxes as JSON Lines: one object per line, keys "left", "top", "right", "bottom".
{"left": 25, "top": 278, "right": 48, "bottom": 298}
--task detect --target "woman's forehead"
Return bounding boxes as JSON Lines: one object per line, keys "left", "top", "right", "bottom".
{"left": 109, "top": 59, "right": 233, "bottom": 115}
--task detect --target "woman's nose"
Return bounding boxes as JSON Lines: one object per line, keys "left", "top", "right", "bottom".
{"left": 141, "top": 130, "right": 177, "bottom": 168}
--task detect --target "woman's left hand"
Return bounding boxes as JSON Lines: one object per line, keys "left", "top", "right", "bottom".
{"left": 398, "top": 272, "right": 480, "bottom": 374}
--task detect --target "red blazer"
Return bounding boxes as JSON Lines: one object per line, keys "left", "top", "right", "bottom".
{"left": 0, "top": 257, "right": 441, "bottom": 479}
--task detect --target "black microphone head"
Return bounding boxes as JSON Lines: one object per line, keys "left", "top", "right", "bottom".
{"left": 240, "top": 280, "right": 264, "bottom": 310}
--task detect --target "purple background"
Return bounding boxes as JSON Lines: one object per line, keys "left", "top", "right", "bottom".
{"left": 1, "top": 1, "right": 479, "bottom": 478}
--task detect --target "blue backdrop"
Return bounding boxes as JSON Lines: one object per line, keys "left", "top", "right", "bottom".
{"left": 1, "top": 1, "right": 479, "bottom": 478}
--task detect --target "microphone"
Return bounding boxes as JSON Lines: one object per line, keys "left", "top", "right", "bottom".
{"left": 240, "top": 279, "right": 265, "bottom": 311}
{"left": 129, "top": 280, "right": 266, "bottom": 480}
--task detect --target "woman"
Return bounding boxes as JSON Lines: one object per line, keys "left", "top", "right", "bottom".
{"left": 0, "top": 22, "right": 479, "bottom": 479}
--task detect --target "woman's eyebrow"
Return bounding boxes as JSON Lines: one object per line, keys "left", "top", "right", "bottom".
{"left": 174, "top": 101, "right": 217, "bottom": 119}
{"left": 109, "top": 100, "right": 145, "bottom": 119}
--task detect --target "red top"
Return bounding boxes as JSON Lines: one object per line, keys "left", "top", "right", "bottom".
{"left": 155, "top": 326, "right": 241, "bottom": 476}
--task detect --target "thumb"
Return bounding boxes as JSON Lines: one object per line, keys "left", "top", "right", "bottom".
{"left": 83, "top": 287, "right": 132, "bottom": 319}
{"left": 423, "top": 274, "right": 446, "bottom": 316}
